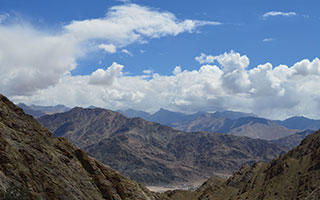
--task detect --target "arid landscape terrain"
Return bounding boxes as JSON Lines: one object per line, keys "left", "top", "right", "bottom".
{"left": 1, "top": 1, "right": 320, "bottom": 199}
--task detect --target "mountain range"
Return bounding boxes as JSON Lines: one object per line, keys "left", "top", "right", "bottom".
{"left": 162, "top": 129, "right": 320, "bottom": 199}
{"left": 2, "top": 93, "right": 320, "bottom": 200}
{"left": 275, "top": 116, "right": 320, "bottom": 130}
{"left": 0, "top": 94, "right": 156, "bottom": 200}
{"left": 19, "top": 104, "right": 320, "bottom": 136}
{"left": 17, "top": 103, "right": 70, "bottom": 118}
{"left": 119, "top": 108, "right": 320, "bottom": 140}
{"left": 118, "top": 109, "right": 258, "bottom": 125}
{"left": 38, "top": 107, "right": 287, "bottom": 186}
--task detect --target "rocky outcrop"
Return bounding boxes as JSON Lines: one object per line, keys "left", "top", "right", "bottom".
{"left": 0, "top": 94, "right": 155, "bottom": 200}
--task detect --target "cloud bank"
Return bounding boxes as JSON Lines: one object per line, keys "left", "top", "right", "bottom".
{"left": 11, "top": 51, "right": 320, "bottom": 120}
{"left": 1, "top": 4, "right": 319, "bottom": 120}
{"left": 0, "top": 4, "right": 219, "bottom": 96}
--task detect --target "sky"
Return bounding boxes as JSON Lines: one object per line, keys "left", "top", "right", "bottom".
{"left": 0, "top": 0, "right": 320, "bottom": 120}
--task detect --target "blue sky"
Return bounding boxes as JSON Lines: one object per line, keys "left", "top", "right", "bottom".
{"left": 1, "top": 0, "right": 320, "bottom": 119}
{"left": 2, "top": 0, "right": 319, "bottom": 75}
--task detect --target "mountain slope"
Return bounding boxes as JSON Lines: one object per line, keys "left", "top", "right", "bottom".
{"left": 39, "top": 107, "right": 287, "bottom": 186}
{"left": 272, "top": 129, "right": 315, "bottom": 149}
{"left": 165, "top": 130, "right": 320, "bottom": 200}
{"left": 120, "top": 109, "right": 305, "bottom": 141}
{"left": 176, "top": 116, "right": 298, "bottom": 140}
{"left": 0, "top": 94, "right": 155, "bottom": 200}
{"left": 276, "top": 116, "right": 320, "bottom": 130}
{"left": 119, "top": 109, "right": 257, "bottom": 126}
{"left": 17, "top": 103, "right": 46, "bottom": 118}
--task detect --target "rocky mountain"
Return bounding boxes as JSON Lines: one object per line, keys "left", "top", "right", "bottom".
{"left": 272, "top": 129, "right": 315, "bottom": 149}
{"left": 39, "top": 107, "right": 287, "bottom": 186}
{"left": 119, "top": 108, "right": 257, "bottom": 127}
{"left": 118, "top": 109, "right": 152, "bottom": 120}
{"left": 17, "top": 103, "right": 70, "bottom": 118}
{"left": 275, "top": 116, "right": 320, "bottom": 130}
{"left": 209, "top": 110, "right": 258, "bottom": 120}
{"left": 17, "top": 103, "right": 46, "bottom": 118}
{"left": 163, "top": 129, "right": 320, "bottom": 200}
{"left": 175, "top": 116, "right": 298, "bottom": 141}
{"left": 0, "top": 94, "right": 155, "bottom": 200}
{"left": 119, "top": 109, "right": 299, "bottom": 140}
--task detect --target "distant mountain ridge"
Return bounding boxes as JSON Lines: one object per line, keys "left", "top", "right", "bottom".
{"left": 39, "top": 107, "right": 287, "bottom": 186}
{"left": 120, "top": 108, "right": 320, "bottom": 140}
{"left": 274, "top": 116, "right": 320, "bottom": 130}
{"left": 119, "top": 108, "right": 258, "bottom": 126}
{"left": 21, "top": 103, "right": 320, "bottom": 141}
{"left": 17, "top": 103, "right": 70, "bottom": 117}
{"left": 176, "top": 116, "right": 299, "bottom": 140}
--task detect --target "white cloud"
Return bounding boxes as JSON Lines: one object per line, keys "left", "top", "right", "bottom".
{"left": 1, "top": 4, "right": 319, "bottom": 120}
{"left": 263, "top": 38, "right": 275, "bottom": 42}
{"left": 143, "top": 69, "right": 153, "bottom": 74}
{"left": 99, "top": 43, "right": 117, "bottom": 54}
{"left": 195, "top": 51, "right": 250, "bottom": 71}
{"left": 263, "top": 11, "right": 297, "bottom": 18}
{"left": 13, "top": 51, "right": 320, "bottom": 120}
{"left": 121, "top": 49, "right": 133, "bottom": 56}
{"left": 0, "top": 24, "right": 80, "bottom": 96}
{"left": 195, "top": 53, "right": 216, "bottom": 64}
{"left": 0, "top": 4, "right": 217, "bottom": 97}
{"left": 89, "top": 62, "right": 124, "bottom": 85}
{"left": 64, "top": 4, "right": 221, "bottom": 46}
{"left": 173, "top": 66, "right": 182, "bottom": 75}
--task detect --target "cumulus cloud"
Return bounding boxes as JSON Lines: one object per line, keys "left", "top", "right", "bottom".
{"left": 195, "top": 51, "right": 249, "bottom": 71}
{"left": 0, "top": 24, "right": 80, "bottom": 96}
{"left": 1, "top": 4, "right": 319, "bottom": 120}
{"left": 195, "top": 53, "right": 216, "bottom": 64}
{"left": 99, "top": 43, "right": 117, "bottom": 53}
{"left": 64, "top": 4, "right": 221, "bottom": 46}
{"left": 0, "top": 4, "right": 217, "bottom": 97}
{"left": 89, "top": 62, "right": 124, "bottom": 85}
{"left": 13, "top": 51, "right": 320, "bottom": 120}
{"left": 142, "top": 69, "right": 153, "bottom": 74}
{"left": 263, "top": 11, "right": 297, "bottom": 18}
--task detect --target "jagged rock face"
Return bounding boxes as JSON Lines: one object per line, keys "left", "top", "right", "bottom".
{"left": 39, "top": 107, "right": 287, "bottom": 186}
{"left": 0, "top": 94, "right": 155, "bottom": 200}
{"left": 167, "top": 130, "right": 320, "bottom": 200}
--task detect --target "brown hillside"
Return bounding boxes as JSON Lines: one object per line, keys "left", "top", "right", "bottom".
{"left": 0, "top": 94, "right": 155, "bottom": 200}
{"left": 39, "top": 107, "right": 287, "bottom": 186}
{"left": 163, "top": 129, "right": 320, "bottom": 200}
